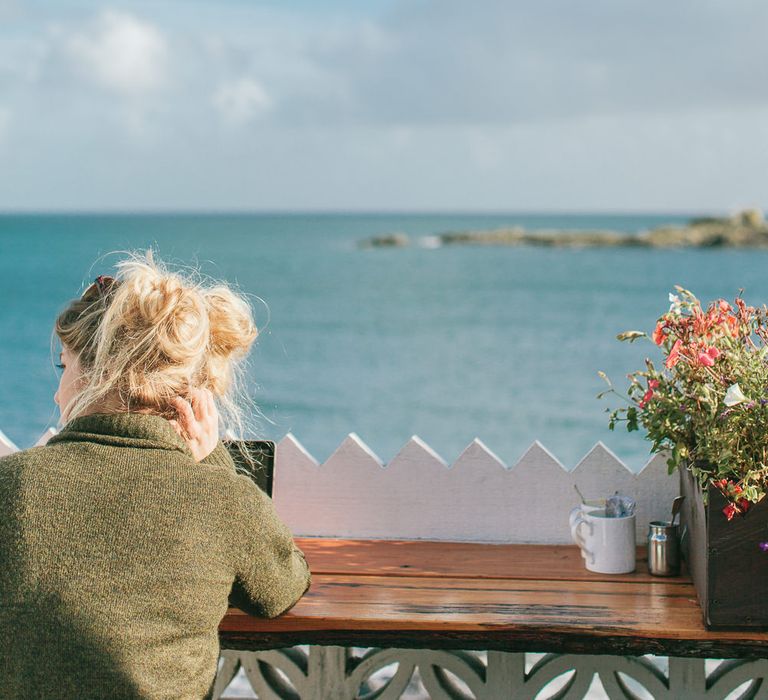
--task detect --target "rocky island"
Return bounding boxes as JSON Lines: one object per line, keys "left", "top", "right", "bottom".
{"left": 359, "top": 209, "right": 768, "bottom": 249}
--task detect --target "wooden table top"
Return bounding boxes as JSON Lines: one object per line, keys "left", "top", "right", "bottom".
{"left": 218, "top": 538, "right": 768, "bottom": 658}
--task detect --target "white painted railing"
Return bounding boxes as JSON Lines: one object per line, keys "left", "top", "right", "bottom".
{"left": 4, "top": 428, "right": 764, "bottom": 699}
{"left": 273, "top": 434, "right": 676, "bottom": 544}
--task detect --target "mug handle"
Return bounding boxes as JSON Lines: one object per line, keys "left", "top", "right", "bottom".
{"left": 568, "top": 505, "right": 582, "bottom": 531}
{"left": 569, "top": 508, "right": 593, "bottom": 563}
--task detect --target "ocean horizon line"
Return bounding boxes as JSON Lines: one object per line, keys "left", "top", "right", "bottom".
{"left": 0, "top": 207, "right": 729, "bottom": 218}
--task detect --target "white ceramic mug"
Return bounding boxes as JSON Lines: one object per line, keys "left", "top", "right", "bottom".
{"left": 570, "top": 508, "right": 636, "bottom": 574}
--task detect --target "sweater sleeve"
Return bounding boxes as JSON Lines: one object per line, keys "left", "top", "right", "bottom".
{"left": 228, "top": 476, "right": 311, "bottom": 618}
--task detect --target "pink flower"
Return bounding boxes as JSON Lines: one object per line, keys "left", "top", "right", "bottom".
{"left": 665, "top": 340, "right": 682, "bottom": 369}
{"left": 652, "top": 322, "right": 666, "bottom": 346}
{"left": 698, "top": 352, "right": 715, "bottom": 367}
{"left": 722, "top": 498, "right": 750, "bottom": 521}
{"left": 698, "top": 345, "right": 721, "bottom": 367}
{"left": 638, "top": 379, "right": 660, "bottom": 408}
{"left": 739, "top": 498, "right": 750, "bottom": 513}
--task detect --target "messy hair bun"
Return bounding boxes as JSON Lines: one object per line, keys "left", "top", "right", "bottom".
{"left": 55, "top": 250, "right": 258, "bottom": 437}
{"left": 202, "top": 286, "right": 256, "bottom": 395}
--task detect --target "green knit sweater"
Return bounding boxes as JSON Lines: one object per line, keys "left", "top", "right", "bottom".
{"left": 0, "top": 413, "right": 311, "bottom": 700}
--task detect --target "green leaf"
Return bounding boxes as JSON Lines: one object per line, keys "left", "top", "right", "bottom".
{"left": 616, "top": 330, "right": 647, "bottom": 342}
{"left": 627, "top": 407, "right": 639, "bottom": 432}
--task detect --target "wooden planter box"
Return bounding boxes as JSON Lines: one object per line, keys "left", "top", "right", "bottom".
{"left": 679, "top": 465, "right": 768, "bottom": 629}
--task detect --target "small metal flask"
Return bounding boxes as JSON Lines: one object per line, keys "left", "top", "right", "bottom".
{"left": 647, "top": 520, "right": 681, "bottom": 576}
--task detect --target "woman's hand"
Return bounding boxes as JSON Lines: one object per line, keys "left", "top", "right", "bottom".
{"left": 169, "top": 388, "right": 220, "bottom": 462}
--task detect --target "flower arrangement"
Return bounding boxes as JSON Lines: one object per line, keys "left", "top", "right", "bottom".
{"left": 600, "top": 287, "right": 768, "bottom": 520}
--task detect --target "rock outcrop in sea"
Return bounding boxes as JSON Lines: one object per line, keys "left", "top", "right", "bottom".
{"left": 358, "top": 232, "right": 411, "bottom": 248}
{"left": 359, "top": 209, "right": 768, "bottom": 250}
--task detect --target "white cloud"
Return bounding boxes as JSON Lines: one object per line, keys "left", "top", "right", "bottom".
{"left": 288, "top": 0, "right": 768, "bottom": 127}
{"left": 64, "top": 10, "right": 168, "bottom": 96}
{"left": 1, "top": 1, "right": 767, "bottom": 211}
{"left": 213, "top": 78, "right": 272, "bottom": 125}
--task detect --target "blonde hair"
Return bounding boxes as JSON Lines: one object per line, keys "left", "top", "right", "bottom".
{"left": 54, "top": 250, "right": 258, "bottom": 443}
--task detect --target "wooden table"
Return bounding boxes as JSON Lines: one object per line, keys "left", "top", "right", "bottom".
{"left": 218, "top": 538, "right": 768, "bottom": 659}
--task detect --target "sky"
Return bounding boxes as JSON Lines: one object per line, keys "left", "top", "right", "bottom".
{"left": 0, "top": 0, "right": 767, "bottom": 212}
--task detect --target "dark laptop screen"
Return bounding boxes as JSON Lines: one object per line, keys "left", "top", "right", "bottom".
{"left": 224, "top": 440, "right": 275, "bottom": 497}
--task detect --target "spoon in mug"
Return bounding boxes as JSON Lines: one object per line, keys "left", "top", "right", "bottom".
{"left": 670, "top": 496, "right": 685, "bottom": 525}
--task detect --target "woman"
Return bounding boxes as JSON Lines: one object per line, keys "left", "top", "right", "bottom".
{"left": 0, "top": 251, "right": 311, "bottom": 700}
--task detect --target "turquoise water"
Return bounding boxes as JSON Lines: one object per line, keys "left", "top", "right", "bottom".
{"left": 1, "top": 212, "right": 765, "bottom": 470}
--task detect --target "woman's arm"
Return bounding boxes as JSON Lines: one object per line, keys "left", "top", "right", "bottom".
{"left": 229, "top": 476, "right": 311, "bottom": 618}
{"left": 170, "top": 387, "right": 310, "bottom": 614}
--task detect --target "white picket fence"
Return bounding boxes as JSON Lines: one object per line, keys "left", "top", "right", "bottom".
{"left": 274, "top": 433, "right": 677, "bottom": 544}
{"left": 5, "top": 427, "right": 765, "bottom": 699}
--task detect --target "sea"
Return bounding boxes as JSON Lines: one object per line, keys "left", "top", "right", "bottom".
{"left": 1, "top": 211, "right": 765, "bottom": 472}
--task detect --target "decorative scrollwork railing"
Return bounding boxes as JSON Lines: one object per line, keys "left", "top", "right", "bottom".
{"left": 213, "top": 648, "right": 768, "bottom": 700}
